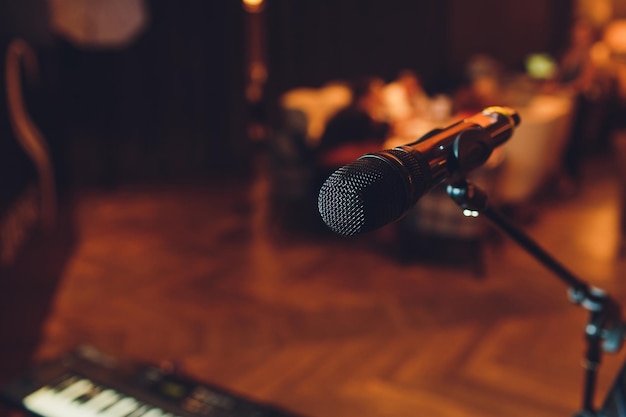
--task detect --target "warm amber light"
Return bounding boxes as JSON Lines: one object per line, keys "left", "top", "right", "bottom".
{"left": 243, "top": 0, "right": 264, "bottom": 13}
{"left": 577, "top": 0, "right": 612, "bottom": 26}
{"left": 604, "top": 20, "right": 626, "bottom": 54}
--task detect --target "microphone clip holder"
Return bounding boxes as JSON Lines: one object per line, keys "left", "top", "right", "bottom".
{"left": 446, "top": 177, "right": 625, "bottom": 417}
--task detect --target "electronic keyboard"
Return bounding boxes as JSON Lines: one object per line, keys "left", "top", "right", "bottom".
{"left": 0, "top": 346, "right": 302, "bottom": 417}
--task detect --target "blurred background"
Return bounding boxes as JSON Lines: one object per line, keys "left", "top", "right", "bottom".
{"left": 4, "top": 0, "right": 626, "bottom": 416}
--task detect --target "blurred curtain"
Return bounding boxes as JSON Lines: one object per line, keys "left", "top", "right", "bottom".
{"left": 265, "top": 0, "right": 573, "bottom": 102}
{"left": 266, "top": 0, "right": 448, "bottom": 94}
{"left": 55, "top": 0, "right": 249, "bottom": 184}
{"left": 137, "top": 0, "right": 249, "bottom": 176}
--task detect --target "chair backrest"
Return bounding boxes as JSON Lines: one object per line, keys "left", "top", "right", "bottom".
{"left": 1, "top": 38, "right": 57, "bottom": 266}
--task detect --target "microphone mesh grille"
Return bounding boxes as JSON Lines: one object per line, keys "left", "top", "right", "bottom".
{"left": 318, "top": 156, "right": 410, "bottom": 236}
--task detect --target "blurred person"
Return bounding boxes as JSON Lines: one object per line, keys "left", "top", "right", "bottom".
{"left": 382, "top": 69, "right": 430, "bottom": 123}
{"left": 449, "top": 76, "right": 483, "bottom": 117}
{"left": 555, "top": 18, "right": 614, "bottom": 194}
{"left": 315, "top": 76, "right": 390, "bottom": 171}
{"left": 603, "top": 20, "right": 626, "bottom": 136}
{"left": 460, "top": 54, "right": 504, "bottom": 115}
{"left": 558, "top": 19, "right": 597, "bottom": 92}
{"left": 601, "top": 20, "right": 626, "bottom": 253}
{"left": 425, "top": 72, "right": 485, "bottom": 122}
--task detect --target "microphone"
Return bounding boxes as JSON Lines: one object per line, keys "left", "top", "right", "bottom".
{"left": 317, "top": 106, "right": 520, "bottom": 236}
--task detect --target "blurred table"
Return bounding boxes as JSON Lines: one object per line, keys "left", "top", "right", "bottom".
{"left": 494, "top": 93, "right": 575, "bottom": 205}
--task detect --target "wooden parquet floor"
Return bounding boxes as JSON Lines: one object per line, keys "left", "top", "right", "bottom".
{"left": 5, "top": 154, "right": 626, "bottom": 416}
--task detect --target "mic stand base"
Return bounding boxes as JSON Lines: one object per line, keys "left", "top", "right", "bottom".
{"left": 446, "top": 178, "right": 625, "bottom": 417}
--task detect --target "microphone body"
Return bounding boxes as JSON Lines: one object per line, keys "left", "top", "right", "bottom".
{"left": 317, "top": 106, "right": 520, "bottom": 236}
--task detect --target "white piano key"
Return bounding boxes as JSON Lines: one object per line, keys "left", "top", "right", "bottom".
{"left": 126, "top": 404, "right": 152, "bottom": 417}
{"left": 25, "top": 394, "right": 80, "bottom": 417}
{"left": 56, "top": 378, "right": 96, "bottom": 400}
{"left": 141, "top": 408, "right": 166, "bottom": 417}
{"left": 23, "top": 377, "right": 183, "bottom": 417}
{"left": 72, "top": 386, "right": 102, "bottom": 404}
{"left": 23, "top": 386, "right": 57, "bottom": 414}
{"left": 51, "top": 375, "right": 80, "bottom": 392}
{"left": 24, "top": 379, "right": 96, "bottom": 417}
{"left": 96, "top": 396, "right": 142, "bottom": 416}
{"left": 82, "top": 390, "right": 121, "bottom": 413}
{"left": 60, "top": 398, "right": 97, "bottom": 417}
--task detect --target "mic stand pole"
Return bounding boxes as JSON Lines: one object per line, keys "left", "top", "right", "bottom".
{"left": 446, "top": 178, "right": 625, "bottom": 417}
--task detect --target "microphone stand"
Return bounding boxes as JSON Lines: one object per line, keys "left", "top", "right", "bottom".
{"left": 445, "top": 178, "right": 626, "bottom": 417}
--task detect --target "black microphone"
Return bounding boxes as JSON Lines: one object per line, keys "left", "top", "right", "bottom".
{"left": 317, "top": 106, "right": 520, "bottom": 236}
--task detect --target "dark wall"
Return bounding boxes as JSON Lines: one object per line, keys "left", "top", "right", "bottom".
{"left": 447, "top": 0, "right": 574, "bottom": 71}
{"left": 266, "top": 0, "right": 573, "bottom": 95}
{"left": 136, "top": 0, "right": 249, "bottom": 174}
{"left": 57, "top": 0, "right": 249, "bottom": 185}
{"left": 266, "top": 0, "right": 448, "bottom": 92}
